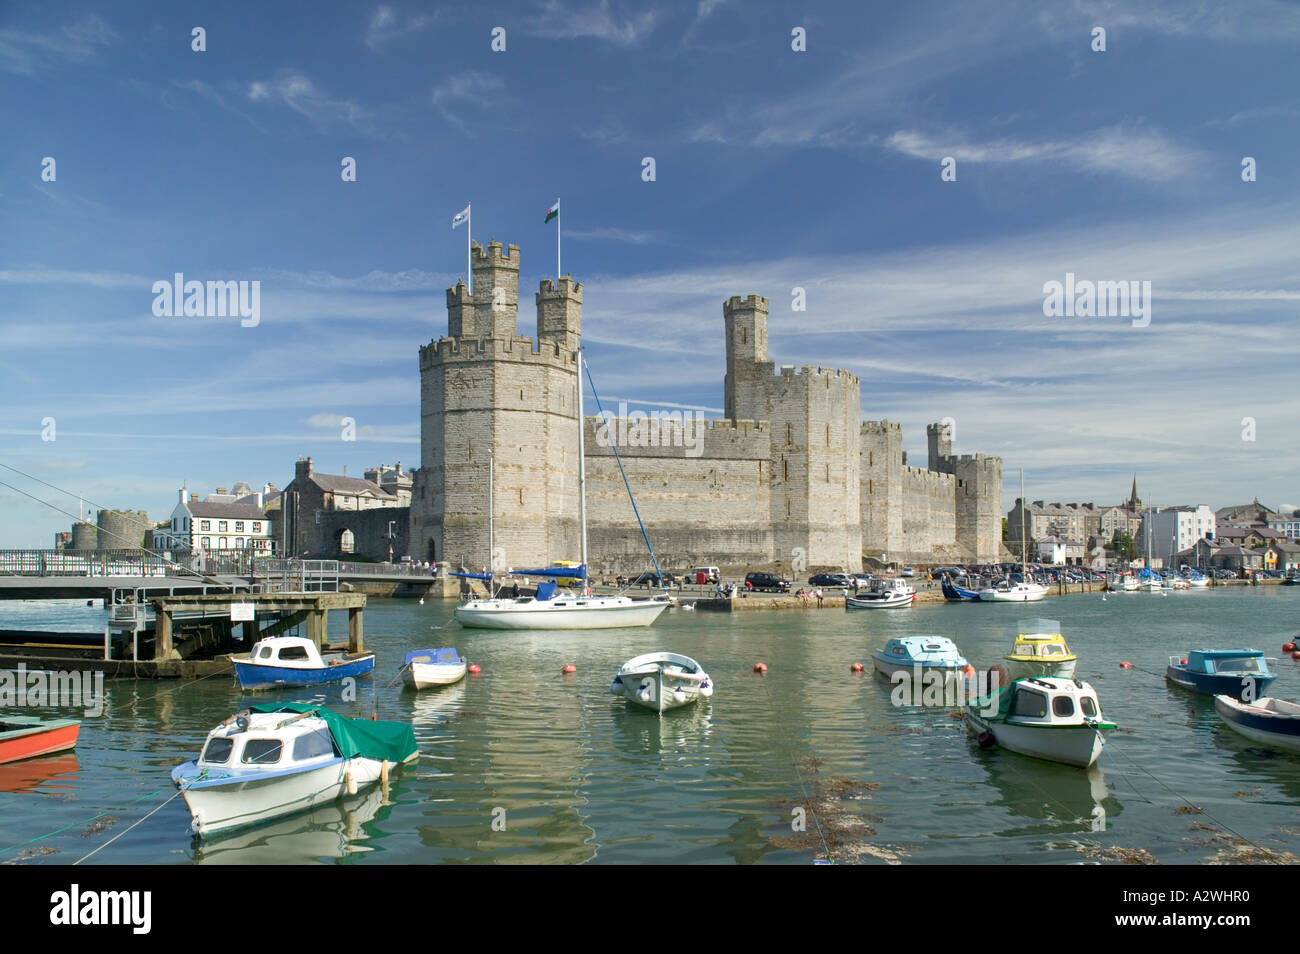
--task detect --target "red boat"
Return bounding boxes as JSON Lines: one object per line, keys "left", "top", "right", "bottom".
{"left": 0, "top": 715, "right": 80, "bottom": 764}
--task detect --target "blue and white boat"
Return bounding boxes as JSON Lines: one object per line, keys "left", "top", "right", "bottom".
{"left": 1165, "top": 649, "right": 1276, "bottom": 700}
{"left": 402, "top": 647, "right": 467, "bottom": 690}
{"left": 941, "top": 575, "right": 981, "bottom": 602}
{"left": 232, "top": 636, "right": 375, "bottom": 691}
{"left": 1215, "top": 695, "right": 1300, "bottom": 753}
{"left": 872, "top": 636, "right": 969, "bottom": 678}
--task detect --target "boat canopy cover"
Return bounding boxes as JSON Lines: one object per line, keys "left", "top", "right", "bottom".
{"left": 248, "top": 704, "right": 417, "bottom": 763}
{"left": 1017, "top": 618, "right": 1061, "bottom": 635}
{"left": 511, "top": 565, "right": 588, "bottom": 580}
{"left": 536, "top": 581, "right": 558, "bottom": 601}
{"left": 403, "top": 648, "right": 461, "bottom": 666}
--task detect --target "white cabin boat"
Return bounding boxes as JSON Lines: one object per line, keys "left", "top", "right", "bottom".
{"left": 610, "top": 652, "right": 713, "bottom": 713}
{"left": 966, "top": 677, "right": 1114, "bottom": 768}
{"left": 978, "top": 580, "right": 1049, "bottom": 602}
{"left": 402, "top": 647, "right": 468, "bottom": 689}
{"left": 171, "top": 705, "right": 417, "bottom": 838}
{"left": 846, "top": 578, "right": 915, "bottom": 609}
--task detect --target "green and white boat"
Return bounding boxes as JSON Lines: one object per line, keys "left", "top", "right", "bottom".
{"left": 966, "top": 677, "right": 1115, "bottom": 768}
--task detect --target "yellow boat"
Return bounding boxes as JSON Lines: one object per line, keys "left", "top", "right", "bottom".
{"left": 1004, "top": 618, "right": 1077, "bottom": 679}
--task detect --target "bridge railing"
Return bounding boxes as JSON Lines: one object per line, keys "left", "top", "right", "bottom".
{"left": 0, "top": 548, "right": 173, "bottom": 577}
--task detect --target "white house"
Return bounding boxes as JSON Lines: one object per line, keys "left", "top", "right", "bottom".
{"left": 1139, "top": 505, "right": 1216, "bottom": 567}
{"left": 153, "top": 488, "right": 275, "bottom": 553}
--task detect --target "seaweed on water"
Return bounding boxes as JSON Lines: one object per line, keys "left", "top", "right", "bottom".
{"left": 2, "top": 845, "right": 58, "bottom": 864}
{"left": 82, "top": 817, "right": 118, "bottom": 837}
{"left": 1173, "top": 805, "right": 1203, "bottom": 815}
{"left": 1076, "top": 844, "right": 1160, "bottom": 865}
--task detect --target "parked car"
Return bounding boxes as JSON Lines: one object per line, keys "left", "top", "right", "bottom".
{"left": 851, "top": 573, "right": 875, "bottom": 587}
{"left": 809, "top": 573, "right": 854, "bottom": 588}
{"left": 900, "top": 567, "right": 916, "bottom": 577}
{"left": 632, "top": 571, "right": 678, "bottom": 589}
{"left": 745, "top": 572, "right": 791, "bottom": 593}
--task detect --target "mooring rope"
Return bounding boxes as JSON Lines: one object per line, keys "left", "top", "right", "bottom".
{"left": 755, "top": 675, "right": 836, "bottom": 863}
{"left": 0, "top": 786, "right": 174, "bottom": 859}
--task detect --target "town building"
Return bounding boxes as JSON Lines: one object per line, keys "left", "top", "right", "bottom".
{"left": 1138, "top": 505, "right": 1216, "bottom": 567}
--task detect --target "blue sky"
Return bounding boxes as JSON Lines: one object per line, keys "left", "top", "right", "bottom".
{"left": 2, "top": 0, "right": 1298, "bottom": 546}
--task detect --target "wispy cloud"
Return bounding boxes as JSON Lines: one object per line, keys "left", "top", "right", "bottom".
{"left": 363, "top": 6, "right": 444, "bottom": 51}
{"left": 564, "top": 227, "right": 661, "bottom": 245}
{"left": 248, "top": 71, "right": 370, "bottom": 131}
{"left": 0, "top": 14, "right": 117, "bottom": 75}
{"left": 524, "top": 0, "right": 659, "bottom": 46}
{"left": 882, "top": 123, "right": 1202, "bottom": 181}
{"left": 431, "top": 71, "right": 504, "bottom": 134}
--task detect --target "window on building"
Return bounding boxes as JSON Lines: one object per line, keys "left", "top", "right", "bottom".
{"left": 235, "top": 521, "right": 244, "bottom": 532}
{"left": 200, "top": 520, "right": 210, "bottom": 531}
{"left": 201, "top": 536, "right": 210, "bottom": 549}
{"left": 236, "top": 537, "right": 244, "bottom": 548}
{"left": 218, "top": 521, "right": 227, "bottom": 532}
{"left": 252, "top": 522, "right": 261, "bottom": 533}
{"left": 219, "top": 537, "right": 228, "bottom": 549}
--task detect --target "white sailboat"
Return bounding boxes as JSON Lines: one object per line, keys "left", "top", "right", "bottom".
{"left": 979, "top": 468, "right": 1048, "bottom": 603}
{"left": 453, "top": 351, "right": 669, "bottom": 631}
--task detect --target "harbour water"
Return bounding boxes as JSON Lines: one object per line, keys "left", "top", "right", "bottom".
{"left": 2, "top": 587, "right": 1299, "bottom": 865}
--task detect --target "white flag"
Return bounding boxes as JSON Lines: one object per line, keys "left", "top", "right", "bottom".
{"left": 452, "top": 204, "right": 470, "bottom": 229}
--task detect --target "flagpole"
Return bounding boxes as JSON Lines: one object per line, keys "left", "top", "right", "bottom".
{"left": 557, "top": 197, "right": 561, "bottom": 279}
{"left": 467, "top": 203, "right": 472, "bottom": 295}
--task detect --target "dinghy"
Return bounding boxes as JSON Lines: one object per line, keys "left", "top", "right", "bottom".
{"left": 1215, "top": 695, "right": 1300, "bottom": 753}
{"left": 171, "top": 703, "right": 417, "bottom": 838}
{"left": 402, "top": 647, "right": 468, "bottom": 689}
{"left": 232, "top": 636, "right": 375, "bottom": 691}
{"left": 609, "top": 652, "right": 713, "bottom": 713}
{"left": 0, "top": 714, "right": 79, "bottom": 765}
{"left": 1166, "top": 649, "right": 1276, "bottom": 700}
{"left": 966, "top": 677, "right": 1114, "bottom": 768}
{"left": 941, "top": 575, "right": 981, "bottom": 602}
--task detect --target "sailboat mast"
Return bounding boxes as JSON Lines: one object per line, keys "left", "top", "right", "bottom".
{"left": 1020, "top": 468, "right": 1027, "bottom": 574}
{"left": 577, "top": 349, "right": 588, "bottom": 584}
{"left": 487, "top": 449, "right": 494, "bottom": 590}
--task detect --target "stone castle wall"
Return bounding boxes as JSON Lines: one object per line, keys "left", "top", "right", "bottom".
{"left": 412, "top": 241, "right": 1003, "bottom": 576}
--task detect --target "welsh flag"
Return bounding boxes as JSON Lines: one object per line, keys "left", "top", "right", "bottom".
{"left": 545, "top": 199, "right": 559, "bottom": 223}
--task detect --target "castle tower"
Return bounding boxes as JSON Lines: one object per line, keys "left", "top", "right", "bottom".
{"left": 469, "top": 240, "right": 520, "bottom": 339}
{"left": 926, "top": 421, "right": 953, "bottom": 471}
{"left": 723, "top": 295, "right": 771, "bottom": 421}
{"left": 412, "top": 242, "right": 580, "bottom": 571}
{"left": 536, "top": 277, "right": 582, "bottom": 354}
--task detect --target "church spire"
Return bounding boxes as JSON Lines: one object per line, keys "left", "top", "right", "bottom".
{"left": 1127, "top": 474, "right": 1140, "bottom": 510}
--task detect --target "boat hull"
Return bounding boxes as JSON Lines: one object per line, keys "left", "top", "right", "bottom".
{"left": 847, "top": 594, "right": 913, "bottom": 609}
{"left": 941, "top": 579, "right": 980, "bottom": 601}
{"left": 404, "top": 662, "right": 468, "bottom": 689}
{"left": 966, "top": 711, "right": 1106, "bottom": 768}
{"left": 174, "top": 756, "right": 384, "bottom": 837}
{"left": 1166, "top": 666, "right": 1275, "bottom": 700}
{"left": 455, "top": 598, "right": 667, "bottom": 630}
{"left": 233, "top": 654, "right": 375, "bottom": 690}
{"left": 1215, "top": 696, "right": 1300, "bottom": 753}
{"left": 978, "top": 586, "right": 1048, "bottom": 603}
{"left": 872, "top": 657, "right": 964, "bottom": 679}
{"left": 1005, "top": 658, "right": 1077, "bottom": 681}
{"left": 0, "top": 719, "right": 80, "bottom": 765}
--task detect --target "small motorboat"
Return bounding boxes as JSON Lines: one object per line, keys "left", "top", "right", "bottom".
{"left": 1215, "top": 695, "right": 1300, "bottom": 753}
{"left": 847, "top": 578, "right": 915, "bottom": 609}
{"left": 1109, "top": 574, "right": 1139, "bottom": 592}
{"left": 0, "top": 714, "right": 79, "bottom": 765}
{"left": 872, "top": 636, "right": 969, "bottom": 679}
{"left": 232, "top": 636, "right": 375, "bottom": 691}
{"left": 1166, "top": 649, "right": 1276, "bottom": 700}
{"left": 941, "top": 575, "right": 981, "bottom": 602}
{"left": 610, "top": 652, "right": 713, "bottom": 713}
{"left": 1004, "top": 618, "right": 1077, "bottom": 680}
{"left": 402, "top": 647, "right": 467, "bottom": 690}
{"left": 967, "top": 677, "right": 1115, "bottom": 768}
{"left": 1187, "top": 571, "right": 1210, "bottom": 587}
{"left": 171, "top": 703, "right": 418, "bottom": 838}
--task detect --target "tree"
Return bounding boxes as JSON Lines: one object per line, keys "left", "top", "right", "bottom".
{"left": 1110, "top": 530, "right": 1136, "bottom": 561}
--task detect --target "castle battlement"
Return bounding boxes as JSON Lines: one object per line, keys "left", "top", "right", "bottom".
{"left": 473, "top": 240, "right": 520, "bottom": 268}
{"left": 861, "top": 419, "right": 903, "bottom": 434}
{"left": 419, "top": 334, "right": 575, "bottom": 371}
{"left": 536, "top": 276, "right": 583, "bottom": 300}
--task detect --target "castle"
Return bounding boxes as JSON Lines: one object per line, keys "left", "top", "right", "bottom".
{"left": 409, "top": 241, "right": 1003, "bottom": 574}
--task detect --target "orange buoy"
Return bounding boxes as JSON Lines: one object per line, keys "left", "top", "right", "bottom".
{"left": 1285, "top": 643, "right": 1296, "bottom": 653}
{"left": 754, "top": 662, "right": 768, "bottom": 673}
{"left": 562, "top": 663, "right": 577, "bottom": 674}
{"left": 1181, "top": 658, "right": 1188, "bottom": 665}
{"left": 370, "top": 713, "right": 378, "bottom": 721}
{"left": 851, "top": 662, "right": 864, "bottom": 672}
{"left": 468, "top": 664, "right": 481, "bottom": 674}
{"left": 963, "top": 665, "right": 975, "bottom": 678}
{"left": 1119, "top": 661, "right": 1133, "bottom": 669}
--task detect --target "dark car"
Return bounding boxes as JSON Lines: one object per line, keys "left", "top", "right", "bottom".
{"left": 745, "top": 572, "right": 790, "bottom": 593}
{"left": 808, "top": 573, "right": 854, "bottom": 588}
{"left": 632, "top": 571, "right": 678, "bottom": 589}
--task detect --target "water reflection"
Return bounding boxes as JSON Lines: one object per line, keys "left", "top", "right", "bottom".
{"left": 609, "top": 700, "right": 715, "bottom": 756}
{"left": 0, "top": 753, "right": 79, "bottom": 794}
{"left": 969, "top": 744, "right": 1122, "bottom": 836}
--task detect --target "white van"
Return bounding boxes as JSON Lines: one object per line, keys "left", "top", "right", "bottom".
{"left": 691, "top": 566, "right": 721, "bottom": 583}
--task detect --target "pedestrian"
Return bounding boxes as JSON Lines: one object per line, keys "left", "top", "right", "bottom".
{"left": 511, "top": 580, "right": 520, "bottom": 598}
{"left": 815, "top": 588, "right": 823, "bottom": 608}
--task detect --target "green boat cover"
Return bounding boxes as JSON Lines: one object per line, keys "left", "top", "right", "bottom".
{"left": 247, "top": 704, "right": 418, "bottom": 764}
